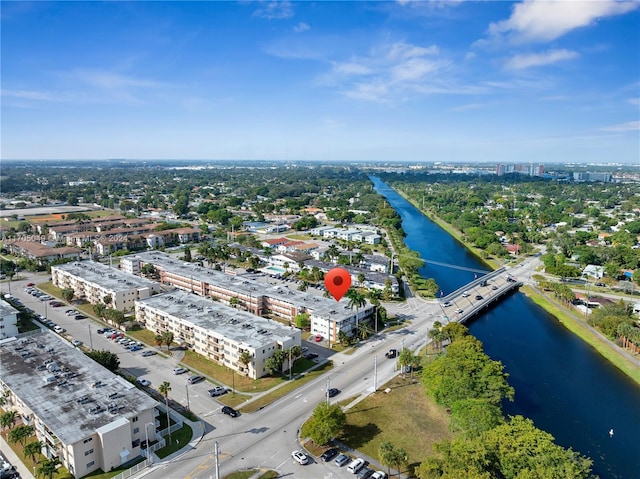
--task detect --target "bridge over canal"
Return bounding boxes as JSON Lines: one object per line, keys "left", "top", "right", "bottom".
{"left": 438, "top": 267, "right": 523, "bottom": 324}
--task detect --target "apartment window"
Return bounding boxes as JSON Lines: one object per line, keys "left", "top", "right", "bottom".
{"left": 86, "top": 461, "right": 95, "bottom": 468}
{"left": 133, "top": 427, "right": 139, "bottom": 434}
{"left": 132, "top": 416, "right": 139, "bottom": 423}
{"left": 85, "top": 449, "right": 94, "bottom": 456}
{"left": 83, "top": 438, "right": 93, "bottom": 444}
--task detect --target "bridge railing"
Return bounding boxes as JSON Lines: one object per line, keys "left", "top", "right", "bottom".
{"left": 441, "top": 267, "right": 506, "bottom": 302}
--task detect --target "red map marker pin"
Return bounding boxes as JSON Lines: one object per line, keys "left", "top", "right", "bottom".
{"left": 324, "top": 268, "right": 352, "bottom": 302}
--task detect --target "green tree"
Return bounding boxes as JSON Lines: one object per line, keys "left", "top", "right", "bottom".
{"left": 103, "top": 294, "right": 112, "bottom": 306}
{"left": 183, "top": 246, "right": 192, "bottom": 262}
{"left": 158, "top": 381, "right": 172, "bottom": 445}
{"left": 304, "top": 402, "right": 346, "bottom": 445}
{"left": 8, "top": 424, "right": 34, "bottom": 446}
{"left": 61, "top": 287, "right": 74, "bottom": 303}
{"left": 92, "top": 303, "right": 106, "bottom": 318}
{"left": 162, "top": 331, "right": 175, "bottom": 351}
{"left": 346, "top": 289, "right": 367, "bottom": 339}
{"left": 87, "top": 349, "right": 121, "bottom": 371}
{"left": 379, "top": 441, "right": 409, "bottom": 478}
{"left": 449, "top": 398, "right": 504, "bottom": 437}
{"left": 24, "top": 440, "right": 43, "bottom": 464}
{"left": 238, "top": 351, "right": 252, "bottom": 376}
{"left": 422, "top": 336, "right": 514, "bottom": 407}
{"left": 294, "top": 312, "right": 310, "bottom": 329}
{"left": 0, "top": 410, "right": 18, "bottom": 430}
{"left": 37, "top": 457, "right": 61, "bottom": 479}
{"left": 154, "top": 334, "right": 164, "bottom": 349}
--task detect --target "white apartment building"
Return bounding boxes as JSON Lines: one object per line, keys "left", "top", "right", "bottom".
{"left": 121, "top": 252, "right": 374, "bottom": 343}
{"left": 0, "top": 331, "right": 157, "bottom": 478}
{"left": 52, "top": 261, "right": 161, "bottom": 311}
{"left": 136, "top": 291, "right": 300, "bottom": 379}
{"left": 0, "top": 299, "right": 20, "bottom": 339}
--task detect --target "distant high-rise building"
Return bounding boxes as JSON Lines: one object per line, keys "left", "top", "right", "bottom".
{"left": 573, "top": 172, "right": 611, "bottom": 182}
{"left": 496, "top": 163, "right": 544, "bottom": 177}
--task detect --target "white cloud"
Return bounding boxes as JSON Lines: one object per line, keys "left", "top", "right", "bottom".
{"left": 600, "top": 121, "right": 640, "bottom": 132}
{"left": 628, "top": 98, "right": 640, "bottom": 107}
{"left": 1, "top": 89, "right": 64, "bottom": 102}
{"left": 449, "top": 102, "right": 485, "bottom": 112}
{"left": 293, "top": 22, "right": 309, "bottom": 33}
{"left": 489, "top": 0, "right": 639, "bottom": 43}
{"left": 253, "top": 1, "right": 294, "bottom": 20}
{"left": 504, "top": 49, "right": 579, "bottom": 70}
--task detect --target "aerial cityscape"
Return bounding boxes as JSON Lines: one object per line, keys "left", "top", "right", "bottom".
{"left": 1, "top": 2, "right": 639, "bottom": 479}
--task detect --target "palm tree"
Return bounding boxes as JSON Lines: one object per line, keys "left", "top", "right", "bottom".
{"left": 238, "top": 351, "right": 252, "bottom": 376}
{"left": 37, "top": 457, "right": 61, "bottom": 479}
{"left": 229, "top": 296, "right": 240, "bottom": 309}
{"left": 327, "top": 243, "right": 340, "bottom": 262}
{"left": 8, "top": 424, "right": 34, "bottom": 446}
{"left": 24, "top": 440, "right": 43, "bottom": 464}
{"left": 346, "top": 289, "right": 367, "bottom": 340}
{"left": 162, "top": 331, "right": 174, "bottom": 351}
{"left": 158, "top": 381, "right": 172, "bottom": 445}
{"left": 154, "top": 334, "right": 164, "bottom": 350}
{"left": 0, "top": 410, "right": 18, "bottom": 430}
{"left": 357, "top": 273, "right": 366, "bottom": 288}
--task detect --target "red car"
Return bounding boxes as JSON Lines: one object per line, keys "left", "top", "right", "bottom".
{"left": 26, "top": 282, "right": 35, "bottom": 287}
{"left": 314, "top": 335, "right": 323, "bottom": 342}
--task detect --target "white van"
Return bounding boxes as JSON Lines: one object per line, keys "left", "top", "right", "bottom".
{"left": 347, "top": 458, "right": 365, "bottom": 474}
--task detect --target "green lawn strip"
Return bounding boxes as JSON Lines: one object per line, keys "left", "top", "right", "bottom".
{"left": 257, "top": 471, "right": 279, "bottom": 479}
{"left": 241, "top": 361, "right": 334, "bottom": 413}
{"left": 521, "top": 286, "right": 640, "bottom": 385}
{"left": 181, "top": 350, "right": 283, "bottom": 393}
{"left": 337, "top": 375, "right": 452, "bottom": 474}
{"left": 37, "top": 281, "right": 64, "bottom": 298}
{"left": 127, "top": 328, "right": 164, "bottom": 347}
{"left": 154, "top": 423, "right": 193, "bottom": 459}
{"left": 0, "top": 430, "right": 74, "bottom": 479}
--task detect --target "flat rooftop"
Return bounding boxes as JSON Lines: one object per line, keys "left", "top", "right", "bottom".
{"left": 138, "top": 290, "right": 298, "bottom": 348}
{"left": 53, "top": 260, "right": 158, "bottom": 291}
{"left": 0, "top": 299, "right": 19, "bottom": 317}
{"left": 129, "top": 251, "right": 364, "bottom": 320}
{"left": 0, "top": 331, "right": 157, "bottom": 445}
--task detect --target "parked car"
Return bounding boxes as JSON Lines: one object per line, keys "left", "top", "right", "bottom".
{"left": 221, "top": 406, "right": 239, "bottom": 417}
{"left": 137, "top": 378, "right": 150, "bottom": 387}
{"left": 314, "top": 335, "right": 323, "bottom": 342}
{"left": 65, "top": 310, "right": 75, "bottom": 316}
{"left": 348, "top": 458, "right": 365, "bottom": 474}
{"left": 305, "top": 352, "right": 319, "bottom": 359}
{"left": 320, "top": 448, "right": 339, "bottom": 462}
{"left": 141, "top": 350, "right": 157, "bottom": 357}
{"left": 187, "top": 375, "right": 205, "bottom": 384}
{"left": 291, "top": 450, "right": 309, "bottom": 465}
{"left": 442, "top": 301, "right": 452, "bottom": 307}
{"left": 74, "top": 314, "right": 87, "bottom": 320}
{"left": 357, "top": 467, "right": 374, "bottom": 479}
{"left": 327, "top": 388, "right": 340, "bottom": 398}
{"left": 492, "top": 285, "right": 499, "bottom": 290}
{"left": 71, "top": 339, "right": 82, "bottom": 347}
{"left": 475, "top": 294, "right": 483, "bottom": 300}
{"left": 335, "top": 454, "right": 351, "bottom": 467}
{"left": 26, "top": 282, "right": 35, "bottom": 287}
{"left": 173, "top": 367, "right": 189, "bottom": 375}
{"left": 208, "top": 386, "right": 227, "bottom": 397}
{"left": 129, "top": 345, "right": 142, "bottom": 352}
{"left": 53, "top": 326, "right": 65, "bottom": 334}
{"left": 461, "top": 291, "right": 470, "bottom": 297}
{"left": 455, "top": 308, "right": 464, "bottom": 314}
{"left": 371, "top": 472, "right": 388, "bottom": 479}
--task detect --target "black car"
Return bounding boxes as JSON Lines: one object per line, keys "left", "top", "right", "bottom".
{"left": 305, "top": 352, "right": 319, "bottom": 359}
{"left": 327, "top": 388, "right": 340, "bottom": 398}
{"left": 222, "top": 406, "right": 239, "bottom": 417}
{"left": 474, "top": 295, "right": 483, "bottom": 300}
{"left": 320, "top": 448, "right": 339, "bottom": 462}
{"left": 357, "top": 467, "right": 374, "bottom": 479}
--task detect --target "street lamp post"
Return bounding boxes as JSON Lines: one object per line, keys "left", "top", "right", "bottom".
{"left": 185, "top": 384, "right": 190, "bottom": 411}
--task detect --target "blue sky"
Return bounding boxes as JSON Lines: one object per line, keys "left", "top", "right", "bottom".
{"left": 2, "top": 1, "right": 639, "bottom": 164}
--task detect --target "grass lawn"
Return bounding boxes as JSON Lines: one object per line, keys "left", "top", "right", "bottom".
{"left": 521, "top": 286, "right": 640, "bottom": 385}
{"left": 337, "top": 375, "right": 452, "bottom": 476}
{"left": 37, "top": 281, "right": 64, "bottom": 298}
{"left": 181, "top": 350, "right": 283, "bottom": 393}
{"left": 154, "top": 423, "right": 193, "bottom": 459}
{"left": 241, "top": 361, "right": 334, "bottom": 413}
{"left": 223, "top": 470, "right": 278, "bottom": 479}
{"left": 0, "top": 430, "right": 74, "bottom": 479}
{"left": 84, "top": 458, "right": 146, "bottom": 479}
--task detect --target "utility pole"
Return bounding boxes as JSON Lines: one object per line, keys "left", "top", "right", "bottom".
{"left": 185, "top": 384, "right": 190, "bottom": 411}
{"left": 326, "top": 377, "right": 330, "bottom": 405}
{"left": 214, "top": 441, "right": 220, "bottom": 479}
{"left": 374, "top": 355, "right": 378, "bottom": 391}
{"left": 88, "top": 325, "right": 93, "bottom": 351}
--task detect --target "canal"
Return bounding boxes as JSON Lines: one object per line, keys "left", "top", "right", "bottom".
{"left": 371, "top": 176, "right": 640, "bottom": 479}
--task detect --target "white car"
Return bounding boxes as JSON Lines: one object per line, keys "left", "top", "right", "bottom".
{"left": 71, "top": 339, "right": 82, "bottom": 347}
{"left": 137, "top": 378, "right": 151, "bottom": 387}
{"left": 291, "top": 450, "right": 309, "bottom": 465}
{"left": 371, "top": 472, "right": 388, "bottom": 479}
{"left": 461, "top": 291, "right": 470, "bottom": 297}
{"left": 173, "top": 367, "right": 188, "bottom": 375}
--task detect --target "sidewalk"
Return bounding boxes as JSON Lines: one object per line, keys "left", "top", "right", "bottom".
{"left": 0, "top": 434, "right": 36, "bottom": 479}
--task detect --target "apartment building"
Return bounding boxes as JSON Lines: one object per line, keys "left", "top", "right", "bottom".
{"left": 136, "top": 291, "right": 301, "bottom": 378}
{"left": 0, "top": 299, "right": 20, "bottom": 339}
{"left": 51, "top": 261, "right": 161, "bottom": 311}
{"left": 0, "top": 331, "right": 157, "bottom": 478}
{"left": 121, "top": 252, "right": 374, "bottom": 343}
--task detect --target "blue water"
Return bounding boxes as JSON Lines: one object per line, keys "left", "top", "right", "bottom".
{"left": 371, "top": 176, "right": 640, "bottom": 479}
